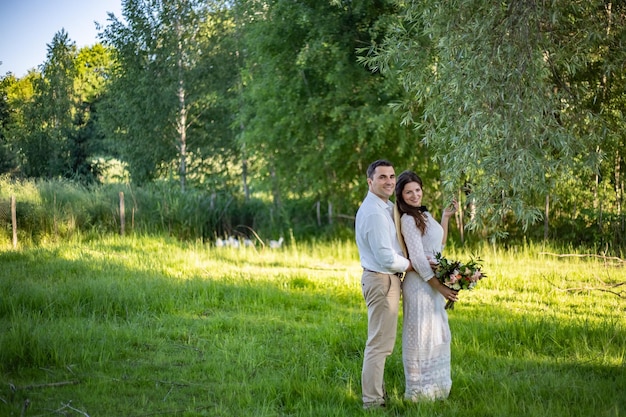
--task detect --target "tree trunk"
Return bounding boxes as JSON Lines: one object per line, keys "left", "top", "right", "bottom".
{"left": 11, "top": 195, "right": 17, "bottom": 248}
{"left": 457, "top": 188, "right": 464, "bottom": 244}
{"left": 271, "top": 166, "right": 280, "bottom": 207}
{"left": 544, "top": 194, "right": 550, "bottom": 240}
{"left": 176, "top": 19, "right": 187, "bottom": 192}
{"left": 119, "top": 191, "right": 125, "bottom": 236}
{"left": 595, "top": 171, "right": 601, "bottom": 231}
{"left": 241, "top": 131, "right": 250, "bottom": 200}
{"left": 316, "top": 201, "right": 321, "bottom": 227}
{"left": 328, "top": 201, "right": 333, "bottom": 225}
{"left": 616, "top": 150, "right": 624, "bottom": 235}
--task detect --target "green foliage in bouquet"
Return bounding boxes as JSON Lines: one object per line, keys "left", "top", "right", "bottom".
{"left": 435, "top": 253, "right": 486, "bottom": 309}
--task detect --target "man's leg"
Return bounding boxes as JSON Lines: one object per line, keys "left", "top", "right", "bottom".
{"left": 361, "top": 272, "right": 401, "bottom": 407}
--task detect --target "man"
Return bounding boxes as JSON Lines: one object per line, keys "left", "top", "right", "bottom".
{"left": 355, "top": 159, "right": 413, "bottom": 409}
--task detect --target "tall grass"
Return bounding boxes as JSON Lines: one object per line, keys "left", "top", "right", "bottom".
{"left": 0, "top": 178, "right": 351, "bottom": 245}
{"left": 0, "top": 238, "right": 624, "bottom": 416}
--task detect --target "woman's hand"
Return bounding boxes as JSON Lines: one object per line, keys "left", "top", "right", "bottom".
{"left": 442, "top": 199, "right": 458, "bottom": 218}
{"left": 440, "top": 286, "right": 458, "bottom": 303}
{"left": 428, "top": 277, "right": 459, "bottom": 303}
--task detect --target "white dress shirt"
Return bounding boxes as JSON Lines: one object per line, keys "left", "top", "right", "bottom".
{"left": 355, "top": 191, "right": 410, "bottom": 274}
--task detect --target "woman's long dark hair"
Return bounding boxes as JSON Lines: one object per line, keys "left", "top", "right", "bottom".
{"left": 395, "top": 170, "right": 428, "bottom": 234}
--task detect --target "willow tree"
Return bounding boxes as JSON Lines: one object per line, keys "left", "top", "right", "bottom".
{"left": 361, "top": 1, "right": 626, "bottom": 240}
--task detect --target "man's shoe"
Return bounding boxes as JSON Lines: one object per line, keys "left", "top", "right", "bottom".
{"left": 362, "top": 401, "right": 385, "bottom": 410}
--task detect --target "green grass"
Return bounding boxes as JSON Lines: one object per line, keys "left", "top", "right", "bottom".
{"left": 0, "top": 237, "right": 624, "bottom": 416}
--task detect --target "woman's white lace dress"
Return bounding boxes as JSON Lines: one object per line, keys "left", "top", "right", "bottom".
{"left": 400, "top": 212, "right": 452, "bottom": 401}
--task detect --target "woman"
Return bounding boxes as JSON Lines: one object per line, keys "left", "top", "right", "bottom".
{"left": 394, "top": 170, "right": 458, "bottom": 401}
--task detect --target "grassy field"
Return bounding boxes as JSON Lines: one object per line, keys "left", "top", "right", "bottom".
{"left": 0, "top": 236, "right": 624, "bottom": 416}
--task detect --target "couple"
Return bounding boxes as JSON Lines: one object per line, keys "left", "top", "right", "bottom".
{"left": 355, "top": 159, "right": 459, "bottom": 409}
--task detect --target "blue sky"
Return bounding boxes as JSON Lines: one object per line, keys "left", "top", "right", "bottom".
{"left": 0, "top": 0, "right": 122, "bottom": 77}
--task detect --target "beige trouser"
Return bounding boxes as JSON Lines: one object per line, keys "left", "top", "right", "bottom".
{"left": 361, "top": 270, "right": 402, "bottom": 405}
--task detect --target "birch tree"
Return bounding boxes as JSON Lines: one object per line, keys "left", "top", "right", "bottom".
{"left": 100, "top": 0, "right": 237, "bottom": 189}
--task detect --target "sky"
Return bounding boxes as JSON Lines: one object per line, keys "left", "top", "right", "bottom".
{"left": 0, "top": 0, "right": 123, "bottom": 77}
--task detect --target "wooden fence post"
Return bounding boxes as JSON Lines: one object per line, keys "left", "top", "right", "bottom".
{"left": 11, "top": 195, "right": 17, "bottom": 248}
{"left": 119, "top": 191, "right": 125, "bottom": 236}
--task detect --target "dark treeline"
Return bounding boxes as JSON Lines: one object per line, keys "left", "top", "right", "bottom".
{"left": 1, "top": 0, "right": 625, "bottom": 249}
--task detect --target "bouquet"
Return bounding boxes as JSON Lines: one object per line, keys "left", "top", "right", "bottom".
{"left": 434, "top": 253, "right": 486, "bottom": 309}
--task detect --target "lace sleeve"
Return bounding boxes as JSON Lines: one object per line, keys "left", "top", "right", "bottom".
{"left": 401, "top": 213, "right": 435, "bottom": 282}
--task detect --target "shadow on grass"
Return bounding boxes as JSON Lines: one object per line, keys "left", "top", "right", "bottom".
{"left": 0, "top": 246, "right": 364, "bottom": 416}
{"left": 0, "top": 245, "right": 624, "bottom": 417}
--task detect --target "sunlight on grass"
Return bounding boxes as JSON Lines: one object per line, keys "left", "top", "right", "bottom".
{"left": 0, "top": 236, "right": 624, "bottom": 416}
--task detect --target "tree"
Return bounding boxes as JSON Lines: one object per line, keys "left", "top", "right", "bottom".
{"left": 0, "top": 73, "right": 19, "bottom": 174}
{"left": 546, "top": 1, "right": 626, "bottom": 244}
{"left": 360, "top": 0, "right": 626, "bottom": 240}
{"left": 236, "top": 0, "right": 424, "bottom": 216}
{"left": 18, "top": 30, "right": 78, "bottom": 178}
{"left": 0, "top": 71, "right": 39, "bottom": 177}
{"left": 99, "top": 0, "right": 239, "bottom": 190}
{"left": 12, "top": 31, "right": 109, "bottom": 181}
{"left": 70, "top": 44, "right": 116, "bottom": 182}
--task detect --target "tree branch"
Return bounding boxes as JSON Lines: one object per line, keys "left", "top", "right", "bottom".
{"left": 52, "top": 401, "right": 91, "bottom": 417}
{"left": 540, "top": 252, "right": 625, "bottom": 297}
{"left": 545, "top": 275, "right": 625, "bottom": 298}
{"left": 539, "top": 252, "right": 626, "bottom": 267}
{"left": 16, "top": 380, "right": 79, "bottom": 390}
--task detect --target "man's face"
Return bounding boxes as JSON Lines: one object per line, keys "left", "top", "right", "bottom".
{"left": 368, "top": 165, "right": 396, "bottom": 201}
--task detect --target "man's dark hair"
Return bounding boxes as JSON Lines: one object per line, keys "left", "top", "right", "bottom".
{"left": 367, "top": 159, "right": 393, "bottom": 179}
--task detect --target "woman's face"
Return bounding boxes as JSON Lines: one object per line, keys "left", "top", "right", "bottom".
{"left": 401, "top": 181, "right": 423, "bottom": 207}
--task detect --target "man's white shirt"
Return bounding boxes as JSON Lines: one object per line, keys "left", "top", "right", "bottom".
{"left": 355, "top": 191, "right": 410, "bottom": 274}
